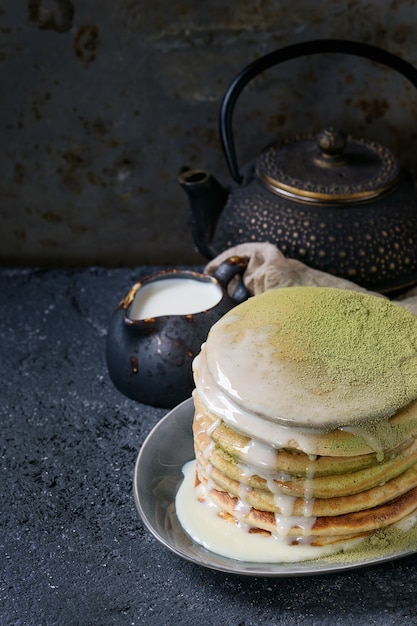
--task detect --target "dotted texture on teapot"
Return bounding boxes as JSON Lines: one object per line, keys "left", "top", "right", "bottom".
{"left": 212, "top": 183, "right": 417, "bottom": 294}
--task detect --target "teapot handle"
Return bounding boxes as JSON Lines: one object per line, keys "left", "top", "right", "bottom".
{"left": 220, "top": 39, "right": 417, "bottom": 183}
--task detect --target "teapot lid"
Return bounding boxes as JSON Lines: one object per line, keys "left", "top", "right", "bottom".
{"left": 256, "top": 128, "right": 401, "bottom": 203}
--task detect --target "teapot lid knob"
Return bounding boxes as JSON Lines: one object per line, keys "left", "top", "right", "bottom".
{"left": 315, "top": 127, "right": 347, "bottom": 165}
{"left": 256, "top": 128, "right": 401, "bottom": 204}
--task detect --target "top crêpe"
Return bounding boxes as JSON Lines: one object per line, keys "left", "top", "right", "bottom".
{"left": 204, "top": 286, "right": 417, "bottom": 428}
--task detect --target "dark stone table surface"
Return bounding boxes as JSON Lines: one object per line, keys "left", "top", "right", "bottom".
{"left": 2, "top": 266, "right": 417, "bottom": 626}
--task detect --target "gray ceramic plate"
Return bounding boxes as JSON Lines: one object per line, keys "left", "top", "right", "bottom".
{"left": 133, "top": 398, "right": 417, "bottom": 576}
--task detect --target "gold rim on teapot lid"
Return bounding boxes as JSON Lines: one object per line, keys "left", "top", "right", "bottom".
{"left": 256, "top": 128, "right": 401, "bottom": 203}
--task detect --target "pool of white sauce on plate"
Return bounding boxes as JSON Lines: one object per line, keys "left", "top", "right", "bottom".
{"left": 129, "top": 278, "right": 222, "bottom": 319}
{"left": 175, "top": 460, "right": 363, "bottom": 563}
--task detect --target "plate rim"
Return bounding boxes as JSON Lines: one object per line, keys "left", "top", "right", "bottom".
{"left": 133, "top": 397, "right": 417, "bottom": 577}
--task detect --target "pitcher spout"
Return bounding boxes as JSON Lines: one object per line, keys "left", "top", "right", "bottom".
{"left": 179, "top": 168, "right": 228, "bottom": 259}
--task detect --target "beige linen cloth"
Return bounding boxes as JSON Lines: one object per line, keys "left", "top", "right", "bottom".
{"left": 204, "top": 241, "right": 417, "bottom": 314}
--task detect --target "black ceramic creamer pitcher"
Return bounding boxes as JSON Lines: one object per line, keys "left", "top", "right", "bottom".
{"left": 106, "top": 256, "right": 249, "bottom": 408}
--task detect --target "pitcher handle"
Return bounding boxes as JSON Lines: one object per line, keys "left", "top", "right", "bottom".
{"left": 212, "top": 255, "right": 249, "bottom": 303}
{"left": 219, "top": 39, "right": 417, "bottom": 183}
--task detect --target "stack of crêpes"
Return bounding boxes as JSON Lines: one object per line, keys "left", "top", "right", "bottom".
{"left": 180, "top": 286, "right": 417, "bottom": 562}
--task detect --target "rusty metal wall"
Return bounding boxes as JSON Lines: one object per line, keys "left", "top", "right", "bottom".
{"left": 2, "top": 0, "right": 417, "bottom": 267}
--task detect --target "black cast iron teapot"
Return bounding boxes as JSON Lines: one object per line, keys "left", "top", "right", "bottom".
{"left": 179, "top": 39, "right": 417, "bottom": 295}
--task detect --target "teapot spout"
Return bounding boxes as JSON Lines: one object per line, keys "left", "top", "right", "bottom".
{"left": 179, "top": 168, "right": 228, "bottom": 259}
